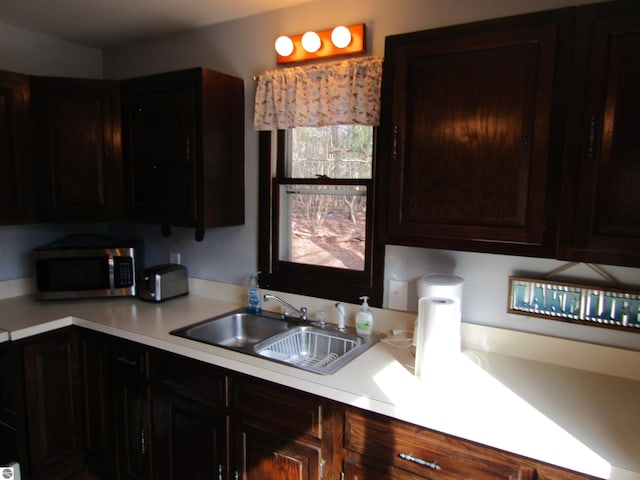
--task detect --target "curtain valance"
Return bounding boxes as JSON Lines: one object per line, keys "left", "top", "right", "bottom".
{"left": 253, "top": 56, "right": 383, "bottom": 130}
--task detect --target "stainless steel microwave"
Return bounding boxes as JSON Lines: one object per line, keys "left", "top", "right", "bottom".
{"left": 33, "top": 235, "right": 140, "bottom": 300}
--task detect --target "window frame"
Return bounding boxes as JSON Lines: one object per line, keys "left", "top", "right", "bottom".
{"left": 258, "top": 129, "right": 384, "bottom": 306}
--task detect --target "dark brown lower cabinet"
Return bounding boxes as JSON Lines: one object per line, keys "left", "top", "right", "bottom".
{"left": 235, "top": 421, "right": 321, "bottom": 480}
{"left": 0, "top": 341, "right": 18, "bottom": 465}
{"left": 154, "top": 394, "right": 229, "bottom": 480}
{"left": 152, "top": 352, "right": 230, "bottom": 480}
{"left": 42, "top": 329, "right": 598, "bottom": 480}
{"left": 20, "top": 327, "right": 86, "bottom": 480}
{"left": 232, "top": 377, "right": 330, "bottom": 480}
{"left": 111, "top": 339, "right": 153, "bottom": 480}
{"left": 342, "top": 407, "right": 597, "bottom": 480}
{"left": 79, "top": 329, "right": 115, "bottom": 480}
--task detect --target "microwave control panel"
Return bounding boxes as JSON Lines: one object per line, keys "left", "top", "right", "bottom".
{"left": 114, "top": 256, "right": 135, "bottom": 288}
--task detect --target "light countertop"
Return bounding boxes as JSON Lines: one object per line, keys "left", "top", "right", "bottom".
{"left": 0, "top": 291, "right": 638, "bottom": 480}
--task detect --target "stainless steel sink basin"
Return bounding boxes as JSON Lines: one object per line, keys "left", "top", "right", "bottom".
{"left": 255, "top": 325, "right": 377, "bottom": 374}
{"left": 170, "top": 310, "right": 290, "bottom": 351}
{"left": 170, "top": 309, "right": 382, "bottom": 374}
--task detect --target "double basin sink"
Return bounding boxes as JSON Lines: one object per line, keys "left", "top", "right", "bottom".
{"left": 170, "top": 309, "right": 382, "bottom": 374}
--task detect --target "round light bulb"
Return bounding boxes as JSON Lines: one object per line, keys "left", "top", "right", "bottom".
{"left": 274, "top": 35, "right": 294, "bottom": 57}
{"left": 301, "top": 31, "right": 321, "bottom": 53}
{"left": 331, "top": 26, "right": 352, "bottom": 49}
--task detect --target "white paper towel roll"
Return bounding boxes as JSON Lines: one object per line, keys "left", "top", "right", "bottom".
{"left": 417, "top": 274, "right": 464, "bottom": 319}
{"left": 414, "top": 297, "right": 458, "bottom": 380}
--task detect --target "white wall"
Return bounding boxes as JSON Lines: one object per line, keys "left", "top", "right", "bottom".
{"left": 0, "top": 21, "right": 102, "bottom": 77}
{"left": 2, "top": 0, "right": 638, "bottom": 350}
{"left": 100, "top": 0, "right": 599, "bottom": 284}
{"left": 0, "top": 21, "right": 106, "bottom": 280}
{"left": 102, "top": 0, "right": 640, "bottom": 351}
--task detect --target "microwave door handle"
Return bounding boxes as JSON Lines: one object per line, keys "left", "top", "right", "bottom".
{"left": 108, "top": 256, "right": 115, "bottom": 290}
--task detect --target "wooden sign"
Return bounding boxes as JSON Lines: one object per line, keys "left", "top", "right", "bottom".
{"left": 508, "top": 276, "right": 640, "bottom": 332}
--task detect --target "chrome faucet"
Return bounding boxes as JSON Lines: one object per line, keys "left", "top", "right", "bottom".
{"left": 263, "top": 294, "right": 308, "bottom": 321}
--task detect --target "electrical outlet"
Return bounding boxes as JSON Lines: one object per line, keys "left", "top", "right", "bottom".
{"left": 388, "top": 279, "right": 408, "bottom": 311}
{"left": 169, "top": 252, "right": 181, "bottom": 264}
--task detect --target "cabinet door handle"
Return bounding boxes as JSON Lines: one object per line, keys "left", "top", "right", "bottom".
{"left": 399, "top": 452, "right": 442, "bottom": 471}
{"left": 587, "top": 115, "right": 597, "bottom": 160}
{"left": 115, "top": 356, "right": 138, "bottom": 367}
{"left": 392, "top": 125, "right": 399, "bottom": 160}
{"left": 186, "top": 136, "right": 191, "bottom": 164}
{"left": 140, "top": 428, "right": 146, "bottom": 455}
{"left": 218, "top": 464, "right": 223, "bottom": 480}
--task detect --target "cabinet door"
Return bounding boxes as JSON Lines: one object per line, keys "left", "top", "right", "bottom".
{"left": 22, "top": 328, "right": 85, "bottom": 480}
{"left": 112, "top": 340, "right": 153, "bottom": 480}
{"left": 0, "top": 342, "right": 17, "bottom": 465}
{"left": 32, "top": 76, "right": 122, "bottom": 222}
{"left": 558, "top": 1, "right": 640, "bottom": 266}
{"left": 235, "top": 421, "right": 321, "bottom": 480}
{"left": 122, "top": 73, "right": 197, "bottom": 226}
{"left": 122, "top": 67, "right": 244, "bottom": 239}
{"left": 114, "top": 380, "right": 152, "bottom": 480}
{"left": 377, "top": 11, "right": 569, "bottom": 257}
{"left": 153, "top": 352, "right": 230, "bottom": 479}
{"left": 79, "top": 329, "right": 116, "bottom": 479}
{"left": 154, "top": 392, "right": 230, "bottom": 480}
{"left": 0, "top": 69, "right": 32, "bottom": 224}
{"left": 232, "top": 377, "right": 325, "bottom": 479}
{"left": 343, "top": 461, "right": 396, "bottom": 480}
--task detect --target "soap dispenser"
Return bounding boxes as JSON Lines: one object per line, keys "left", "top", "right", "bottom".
{"left": 355, "top": 296, "right": 374, "bottom": 335}
{"left": 246, "top": 271, "right": 262, "bottom": 314}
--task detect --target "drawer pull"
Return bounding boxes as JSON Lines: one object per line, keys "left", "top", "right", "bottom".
{"left": 399, "top": 452, "right": 442, "bottom": 471}
{"left": 116, "top": 356, "right": 138, "bottom": 367}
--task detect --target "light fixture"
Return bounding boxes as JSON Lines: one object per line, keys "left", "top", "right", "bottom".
{"left": 274, "top": 35, "right": 294, "bottom": 57}
{"left": 275, "top": 23, "right": 365, "bottom": 64}
{"left": 331, "top": 26, "right": 352, "bottom": 49}
{"left": 301, "top": 31, "right": 321, "bottom": 53}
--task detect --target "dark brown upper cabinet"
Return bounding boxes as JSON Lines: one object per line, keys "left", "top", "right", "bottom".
{"left": 376, "top": 8, "right": 574, "bottom": 258}
{"left": 557, "top": 1, "right": 640, "bottom": 267}
{"left": 31, "top": 76, "right": 123, "bottom": 222}
{"left": 0, "top": 69, "right": 33, "bottom": 224}
{"left": 377, "top": 1, "right": 640, "bottom": 269}
{"left": 121, "top": 67, "right": 244, "bottom": 241}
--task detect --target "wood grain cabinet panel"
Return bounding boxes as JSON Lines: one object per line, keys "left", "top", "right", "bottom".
{"left": 31, "top": 76, "right": 123, "bottom": 222}
{"left": 344, "top": 408, "right": 523, "bottom": 479}
{"left": 376, "top": 10, "right": 571, "bottom": 258}
{"left": 342, "top": 408, "right": 598, "bottom": 480}
{"left": 122, "top": 67, "right": 244, "bottom": 240}
{"left": 153, "top": 352, "right": 230, "bottom": 480}
{"left": 558, "top": 1, "right": 640, "bottom": 266}
{"left": 0, "top": 69, "right": 32, "bottom": 224}
{"left": 21, "top": 328, "right": 85, "bottom": 480}
{"left": 112, "top": 339, "right": 153, "bottom": 480}
{"left": 79, "top": 329, "right": 116, "bottom": 479}
{"left": 232, "top": 376, "right": 334, "bottom": 480}
{"left": 235, "top": 421, "right": 322, "bottom": 480}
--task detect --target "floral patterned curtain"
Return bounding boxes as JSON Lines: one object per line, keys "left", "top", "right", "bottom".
{"left": 253, "top": 56, "right": 383, "bottom": 130}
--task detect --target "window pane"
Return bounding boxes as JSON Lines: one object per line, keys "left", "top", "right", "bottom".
{"left": 278, "top": 184, "right": 367, "bottom": 270}
{"left": 288, "top": 125, "right": 372, "bottom": 179}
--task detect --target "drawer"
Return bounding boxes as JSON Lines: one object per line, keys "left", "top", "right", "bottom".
{"left": 111, "top": 339, "right": 149, "bottom": 382}
{"left": 233, "top": 377, "right": 323, "bottom": 439}
{"left": 344, "top": 409, "right": 523, "bottom": 479}
{"left": 156, "top": 352, "right": 229, "bottom": 407}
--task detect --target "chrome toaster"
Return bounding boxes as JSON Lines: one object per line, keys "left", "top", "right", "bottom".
{"left": 138, "top": 264, "right": 189, "bottom": 302}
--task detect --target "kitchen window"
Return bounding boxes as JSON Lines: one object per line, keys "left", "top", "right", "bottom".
{"left": 258, "top": 127, "right": 383, "bottom": 305}
{"left": 254, "top": 56, "right": 384, "bottom": 305}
